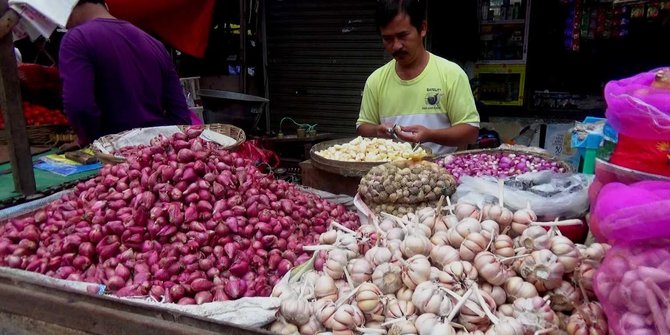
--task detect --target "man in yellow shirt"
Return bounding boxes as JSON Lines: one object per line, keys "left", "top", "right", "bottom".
{"left": 357, "top": 0, "right": 480, "bottom": 155}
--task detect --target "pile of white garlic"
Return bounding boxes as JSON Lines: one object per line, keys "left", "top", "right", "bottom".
{"left": 270, "top": 196, "right": 610, "bottom": 335}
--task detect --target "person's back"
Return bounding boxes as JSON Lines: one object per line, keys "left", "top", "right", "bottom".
{"left": 60, "top": 0, "right": 191, "bottom": 146}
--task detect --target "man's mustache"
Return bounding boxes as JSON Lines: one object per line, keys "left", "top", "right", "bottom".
{"left": 393, "top": 50, "right": 407, "bottom": 58}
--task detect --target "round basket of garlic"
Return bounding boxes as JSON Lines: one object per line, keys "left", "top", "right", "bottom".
{"left": 310, "top": 137, "right": 432, "bottom": 177}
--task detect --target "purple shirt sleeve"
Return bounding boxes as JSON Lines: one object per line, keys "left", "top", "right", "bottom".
{"left": 161, "top": 54, "right": 192, "bottom": 126}
{"left": 59, "top": 31, "right": 102, "bottom": 146}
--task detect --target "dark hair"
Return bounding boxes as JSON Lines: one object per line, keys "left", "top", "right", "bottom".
{"left": 76, "top": 0, "right": 106, "bottom": 6}
{"left": 376, "top": 0, "right": 426, "bottom": 31}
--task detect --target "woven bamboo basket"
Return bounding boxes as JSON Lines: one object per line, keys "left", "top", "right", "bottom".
{"left": 93, "top": 124, "right": 246, "bottom": 165}
{"left": 0, "top": 125, "right": 73, "bottom": 146}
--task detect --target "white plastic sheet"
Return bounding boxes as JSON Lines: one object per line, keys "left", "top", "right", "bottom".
{"left": 9, "top": 0, "right": 78, "bottom": 41}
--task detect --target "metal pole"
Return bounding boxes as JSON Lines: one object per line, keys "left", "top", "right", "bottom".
{"left": 239, "top": 0, "right": 248, "bottom": 93}
{"left": 261, "top": 0, "right": 271, "bottom": 134}
{"left": 0, "top": 0, "right": 36, "bottom": 195}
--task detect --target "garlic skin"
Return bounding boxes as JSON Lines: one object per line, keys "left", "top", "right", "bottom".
{"left": 430, "top": 245, "right": 460, "bottom": 269}
{"left": 280, "top": 294, "right": 312, "bottom": 326}
{"left": 348, "top": 258, "right": 373, "bottom": 286}
{"left": 504, "top": 277, "right": 539, "bottom": 302}
{"left": 396, "top": 286, "right": 414, "bottom": 301}
{"left": 481, "top": 283, "right": 507, "bottom": 307}
{"left": 474, "top": 252, "right": 509, "bottom": 286}
{"left": 401, "top": 255, "right": 432, "bottom": 289}
{"left": 431, "top": 230, "right": 450, "bottom": 246}
{"left": 315, "top": 275, "right": 339, "bottom": 301}
{"left": 519, "top": 250, "right": 565, "bottom": 292}
{"left": 460, "top": 233, "right": 490, "bottom": 261}
{"left": 270, "top": 320, "right": 300, "bottom": 335}
{"left": 492, "top": 235, "right": 515, "bottom": 258}
{"left": 550, "top": 235, "right": 580, "bottom": 273}
{"left": 412, "top": 281, "right": 454, "bottom": 316}
{"left": 415, "top": 313, "right": 456, "bottom": 335}
{"left": 372, "top": 263, "right": 404, "bottom": 294}
{"left": 447, "top": 219, "right": 482, "bottom": 248}
{"left": 384, "top": 297, "right": 417, "bottom": 321}
{"left": 401, "top": 233, "right": 433, "bottom": 258}
{"left": 479, "top": 219, "right": 500, "bottom": 241}
{"left": 511, "top": 208, "right": 537, "bottom": 236}
{"left": 566, "top": 303, "right": 608, "bottom": 335}
{"left": 325, "top": 250, "right": 350, "bottom": 280}
{"left": 327, "top": 304, "right": 365, "bottom": 334}
{"left": 485, "top": 316, "right": 524, "bottom": 335}
{"left": 549, "top": 281, "right": 581, "bottom": 312}
{"left": 443, "top": 261, "right": 478, "bottom": 292}
{"left": 389, "top": 319, "right": 419, "bottom": 335}
{"left": 512, "top": 296, "right": 559, "bottom": 334}
{"left": 365, "top": 246, "right": 393, "bottom": 267}
{"left": 520, "top": 226, "right": 552, "bottom": 251}
{"left": 458, "top": 289, "right": 496, "bottom": 332}
{"left": 299, "top": 315, "right": 324, "bottom": 335}
{"left": 455, "top": 203, "right": 479, "bottom": 221}
{"left": 355, "top": 283, "right": 383, "bottom": 314}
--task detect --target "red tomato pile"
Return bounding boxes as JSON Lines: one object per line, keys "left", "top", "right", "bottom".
{"left": 0, "top": 102, "right": 69, "bottom": 128}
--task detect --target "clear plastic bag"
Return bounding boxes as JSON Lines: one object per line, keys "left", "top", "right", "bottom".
{"left": 453, "top": 171, "right": 592, "bottom": 220}
{"left": 594, "top": 239, "right": 670, "bottom": 335}
{"left": 605, "top": 67, "right": 670, "bottom": 140}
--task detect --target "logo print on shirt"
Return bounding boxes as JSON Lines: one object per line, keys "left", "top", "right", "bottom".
{"left": 425, "top": 88, "right": 443, "bottom": 108}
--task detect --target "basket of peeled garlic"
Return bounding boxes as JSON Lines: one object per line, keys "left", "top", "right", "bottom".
{"left": 268, "top": 195, "right": 610, "bottom": 335}
{"left": 310, "top": 137, "right": 431, "bottom": 177}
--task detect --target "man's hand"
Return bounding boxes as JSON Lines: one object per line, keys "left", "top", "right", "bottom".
{"left": 397, "top": 125, "right": 433, "bottom": 143}
{"left": 357, "top": 123, "right": 395, "bottom": 138}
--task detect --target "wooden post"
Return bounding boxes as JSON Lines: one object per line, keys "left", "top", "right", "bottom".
{"left": 0, "top": 0, "right": 37, "bottom": 195}
{"left": 239, "top": 0, "right": 247, "bottom": 93}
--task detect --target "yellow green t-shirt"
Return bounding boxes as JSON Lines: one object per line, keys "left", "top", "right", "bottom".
{"left": 357, "top": 53, "right": 480, "bottom": 155}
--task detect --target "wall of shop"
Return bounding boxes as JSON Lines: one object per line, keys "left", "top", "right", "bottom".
{"left": 265, "top": 0, "right": 386, "bottom": 136}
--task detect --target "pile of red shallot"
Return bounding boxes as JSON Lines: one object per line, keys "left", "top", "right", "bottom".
{"left": 437, "top": 152, "right": 566, "bottom": 181}
{"left": 271, "top": 196, "right": 609, "bottom": 335}
{"left": 0, "top": 126, "right": 359, "bottom": 304}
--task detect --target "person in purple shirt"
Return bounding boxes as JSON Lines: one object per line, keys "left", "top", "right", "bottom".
{"left": 59, "top": 0, "right": 195, "bottom": 147}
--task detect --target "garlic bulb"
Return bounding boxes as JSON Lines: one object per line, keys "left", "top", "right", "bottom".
{"left": 326, "top": 304, "right": 365, "bottom": 334}
{"left": 549, "top": 281, "right": 581, "bottom": 312}
{"left": 401, "top": 232, "right": 433, "bottom": 258}
{"left": 388, "top": 319, "right": 419, "bottom": 335}
{"left": 504, "top": 277, "right": 538, "bottom": 302}
{"left": 442, "top": 214, "right": 459, "bottom": 230}
{"left": 447, "top": 219, "right": 482, "bottom": 248}
{"left": 431, "top": 230, "right": 450, "bottom": 246}
{"left": 460, "top": 233, "right": 490, "bottom": 261}
{"left": 492, "top": 235, "right": 515, "bottom": 258}
{"left": 315, "top": 274, "right": 339, "bottom": 301}
{"left": 412, "top": 281, "right": 454, "bottom": 316}
{"left": 480, "top": 283, "right": 507, "bottom": 307}
{"left": 414, "top": 224, "right": 433, "bottom": 239}
{"left": 356, "top": 283, "right": 383, "bottom": 314}
{"left": 270, "top": 319, "right": 300, "bottom": 335}
{"left": 320, "top": 230, "right": 338, "bottom": 245}
{"left": 401, "top": 255, "right": 432, "bottom": 289}
{"left": 474, "top": 252, "right": 510, "bottom": 286}
{"left": 550, "top": 235, "right": 580, "bottom": 273}
{"left": 519, "top": 226, "right": 551, "bottom": 251}
{"left": 430, "top": 245, "right": 461, "bottom": 269}
{"left": 372, "top": 263, "right": 403, "bottom": 294}
{"left": 299, "top": 315, "right": 324, "bottom": 335}
{"left": 365, "top": 246, "right": 393, "bottom": 267}
{"left": 387, "top": 227, "right": 406, "bottom": 241}
{"left": 314, "top": 299, "right": 337, "bottom": 325}
{"left": 455, "top": 203, "right": 478, "bottom": 221}
{"left": 519, "top": 250, "right": 565, "bottom": 292}
{"left": 356, "top": 225, "right": 379, "bottom": 254}
{"left": 577, "top": 262, "right": 597, "bottom": 299}
{"left": 415, "top": 313, "right": 456, "bottom": 335}
{"left": 385, "top": 297, "right": 417, "bottom": 321}
{"left": 582, "top": 243, "right": 610, "bottom": 262}
{"left": 280, "top": 294, "right": 312, "bottom": 326}
{"left": 458, "top": 289, "right": 496, "bottom": 332}
{"left": 443, "top": 261, "right": 478, "bottom": 292}
{"left": 379, "top": 218, "right": 397, "bottom": 232}
{"left": 511, "top": 208, "right": 537, "bottom": 236}
{"left": 479, "top": 219, "right": 500, "bottom": 241}
{"left": 497, "top": 304, "right": 515, "bottom": 318}
{"left": 397, "top": 286, "right": 414, "bottom": 301}
{"left": 485, "top": 316, "right": 524, "bottom": 335}
{"left": 348, "top": 258, "right": 374, "bottom": 286}
{"left": 325, "top": 250, "right": 350, "bottom": 280}
{"left": 512, "top": 296, "right": 559, "bottom": 334}
{"left": 272, "top": 282, "right": 296, "bottom": 300}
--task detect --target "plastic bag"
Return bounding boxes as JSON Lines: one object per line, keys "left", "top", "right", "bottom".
{"left": 593, "top": 239, "right": 670, "bottom": 335}
{"left": 236, "top": 140, "right": 280, "bottom": 168}
{"left": 453, "top": 171, "right": 592, "bottom": 220}
{"left": 605, "top": 67, "right": 670, "bottom": 140}
{"left": 590, "top": 181, "right": 670, "bottom": 244}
